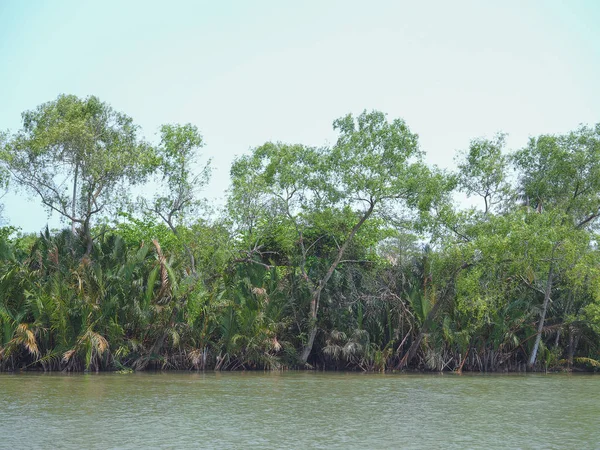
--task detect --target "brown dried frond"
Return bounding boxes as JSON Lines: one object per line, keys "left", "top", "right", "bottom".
{"left": 90, "top": 331, "right": 109, "bottom": 356}
{"left": 62, "top": 349, "right": 76, "bottom": 363}
{"left": 80, "top": 256, "right": 92, "bottom": 267}
{"left": 188, "top": 349, "right": 203, "bottom": 369}
{"left": 271, "top": 337, "right": 282, "bottom": 352}
{"left": 13, "top": 323, "right": 40, "bottom": 359}
{"left": 79, "top": 329, "right": 109, "bottom": 356}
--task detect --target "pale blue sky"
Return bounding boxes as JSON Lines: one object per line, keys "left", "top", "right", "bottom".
{"left": 1, "top": 0, "right": 599, "bottom": 232}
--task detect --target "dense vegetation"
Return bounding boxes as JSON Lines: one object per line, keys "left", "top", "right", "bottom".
{"left": 0, "top": 95, "right": 599, "bottom": 372}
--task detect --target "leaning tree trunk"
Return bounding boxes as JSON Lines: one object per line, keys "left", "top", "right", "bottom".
{"left": 567, "top": 326, "right": 575, "bottom": 369}
{"left": 300, "top": 313, "right": 319, "bottom": 364}
{"left": 528, "top": 265, "right": 554, "bottom": 369}
{"left": 81, "top": 209, "right": 98, "bottom": 258}
{"left": 299, "top": 201, "right": 375, "bottom": 365}
{"left": 71, "top": 161, "right": 79, "bottom": 236}
{"left": 81, "top": 216, "right": 92, "bottom": 257}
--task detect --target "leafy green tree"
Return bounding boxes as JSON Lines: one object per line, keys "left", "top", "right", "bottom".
{"left": 230, "top": 111, "right": 450, "bottom": 364}
{"left": 146, "top": 123, "right": 211, "bottom": 274}
{"left": 2, "top": 94, "right": 155, "bottom": 255}
{"left": 3, "top": 99, "right": 600, "bottom": 373}
{"left": 511, "top": 124, "right": 600, "bottom": 367}
{"left": 455, "top": 132, "right": 511, "bottom": 215}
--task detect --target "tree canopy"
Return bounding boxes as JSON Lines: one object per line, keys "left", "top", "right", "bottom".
{"left": 1, "top": 96, "right": 599, "bottom": 373}
{"left": 2, "top": 94, "right": 155, "bottom": 254}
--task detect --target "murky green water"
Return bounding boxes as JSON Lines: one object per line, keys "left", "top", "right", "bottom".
{"left": 0, "top": 372, "right": 598, "bottom": 449}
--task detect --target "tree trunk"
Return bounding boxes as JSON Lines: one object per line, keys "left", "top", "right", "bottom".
{"left": 300, "top": 322, "right": 318, "bottom": 364}
{"left": 567, "top": 326, "right": 574, "bottom": 369}
{"left": 166, "top": 219, "right": 196, "bottom": 275}
{"left": 184, "top": 244, "right": 196, "bottom": 275}
{"left": 83, "top": 217, "right": 93, "bottom": 257}
{"left": 299, "top": 201, "right": 375, "bottom": 364}
{"left": 71, "top": 161, "right": 79, "bottom": 236}
{"left": 457, "top": 346, "right": 470, "bottom": 373}
{"left": 528, "top": 265, "right": 554, "bottom": 369}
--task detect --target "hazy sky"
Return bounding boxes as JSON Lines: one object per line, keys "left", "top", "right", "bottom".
{"left": 1, "top": 0, "right": 599, "bottom": 232}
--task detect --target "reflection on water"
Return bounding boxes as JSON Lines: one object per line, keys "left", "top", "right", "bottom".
{"left": 0, "top": 372, "right": 598, "bottom": 449}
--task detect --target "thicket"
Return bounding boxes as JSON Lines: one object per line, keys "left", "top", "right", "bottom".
{"left": 1, "top": 95, "right": 599, "bottom": 372}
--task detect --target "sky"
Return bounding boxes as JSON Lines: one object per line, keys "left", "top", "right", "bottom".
{"left": 1, "top": 0, "right": 599, "bottom": 232}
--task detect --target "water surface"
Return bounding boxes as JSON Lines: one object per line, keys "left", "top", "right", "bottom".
{"left": 1, "top": 372, "right": 598, "bottom": 449}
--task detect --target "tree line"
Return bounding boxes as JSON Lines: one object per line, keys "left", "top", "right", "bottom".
{"left": 0, "top": 94, "right": 599, "bottom": 372}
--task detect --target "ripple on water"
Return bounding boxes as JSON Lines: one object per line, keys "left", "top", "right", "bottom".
{"left": 0, "top": 372, "right": 598, "bottom": 449}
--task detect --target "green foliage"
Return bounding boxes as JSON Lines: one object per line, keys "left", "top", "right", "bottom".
{"left": 512, "top": 124, "right": 600, "bottom": 223}
{"left": 2, "top": 100, "right": 600, "bottom": 372}
{"left": 2, "top": 95, "right": 156, "bottom": 254}
{"left": 149, "top": 123, "right": 211, "bottom": 230}
{"left": 113, "top": 212, "right": 180, "bottom": 250}
{"left": 455, "top": 132, "right": 511, "bottom": 214}
{"left": 331, "top": 110, "right": 422, "bottom": 203}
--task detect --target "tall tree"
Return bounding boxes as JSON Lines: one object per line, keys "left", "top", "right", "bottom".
{"left": 229, "top": 110, "right": 450, "bottom": 364}
{"left": 2, "top": 95, "right": 155, "bottom": 255}
{"left": 512, "top": 124, "right": 600, "bottom": 367}
{"left": 455, "top": 132, "right": 511, "bottom": 215}
{"left": 0, "top": 132, "right": 9, "bottom": 222}
{"left": 146, "top": 123, "right": 211, "bottom": 274}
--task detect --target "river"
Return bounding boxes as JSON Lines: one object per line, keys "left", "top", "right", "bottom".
{"left": 1, "top": 372, "right": 598, "bottom": 449}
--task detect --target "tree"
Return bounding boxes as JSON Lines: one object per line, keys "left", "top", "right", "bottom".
{"left": 146, "top": 123, "right": 211, "bottom": 274}
{"left": 2, "top": 94, "right": 155, "bottom": 256}
{"left": 229, "top": 110, "right": 450, "bottom": 364}
{"left": 441, "top": 124, "right": 600, "bottom": 370}
{"left": 0, "top": 132, "right": 9, "bottom": 222}
{"left": 511, "top": 124, "right": 600, "bottom": 367}
{"left": 455, "top": 132, "right": 511, "bottom": 215}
